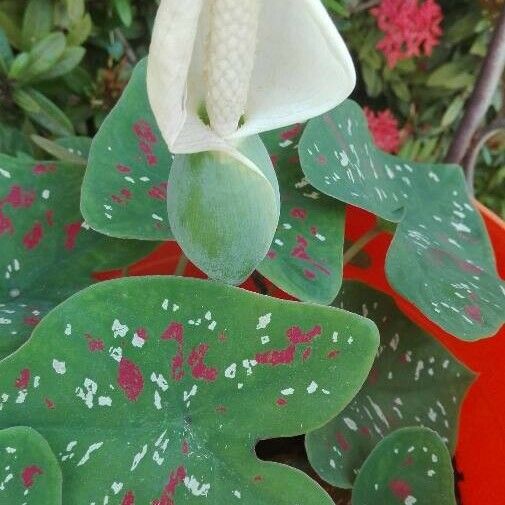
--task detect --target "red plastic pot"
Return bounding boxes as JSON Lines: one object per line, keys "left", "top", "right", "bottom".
{"left": 343, "top": 202, "right": 505, "bottom": 505}
{"left": 96, "top": 202, "right": 504, "bottom": 505}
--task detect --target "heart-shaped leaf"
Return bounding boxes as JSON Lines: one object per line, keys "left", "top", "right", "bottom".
{"left": 0, "top": 276, "right": 378, "bottom": 504}
{"left": 306, "top": 281, "right": 473, "bottom": 488}
{"left": 258, "top": 125, "right": 346, "bottom": 304}
{"left": 169, "top": 136, "right": 280, "bottom": 284}
{"left": 300, "top": 100, "right": 505, "bottom": 340}
{"left": 0, "top": 426, "right": 62, "bottom": 504}
{"left": 352, "top": 427, "right": 456, "bottom": 505}
{"left": 0, "top": 154, "right": 155, "bottom": 358}
{"left": 81, "top": 58, "right": 174, "bottom": 241}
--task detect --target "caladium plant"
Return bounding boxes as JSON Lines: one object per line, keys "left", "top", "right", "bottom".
{"left": 2, "top": 1, "right": 504, "bottom": 504}
{"left": 0, "top": 154, "right": 155, "bottom": 359}
{"left": 0, "top": 426, "right": 62, "bottom": 504}
{"left": 306, "top": 282, "right": 474, "bottom": 488}
{"left": 0, "top": 276, "right": 379, "bottom": 504}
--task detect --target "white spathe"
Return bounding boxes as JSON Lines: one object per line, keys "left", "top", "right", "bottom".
{"left": 147, "top": 0, "right": 356, "bottom": 161}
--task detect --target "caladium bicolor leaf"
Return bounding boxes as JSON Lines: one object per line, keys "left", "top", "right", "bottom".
{"left": 300, "top": 100, "right": 505, "bottom": 340}
{"left": 168, "top": 135, "right": 280, "bottom": 285}
{"left": 0, "top": 300, "right": 54, "bottom": 360}
{"left": 0, "top": 276, "right": 378, "bottom": 505}
{"left": 31, "top": 135, "right": 91, "bottom": 165}
{"left": 0, "top": 154, "right": 155, "bottom": 358}
{"left": 258, "top": 124, "right": 345, "bottom": 304}
{"left": 352, "top": 427, "right": 456, "bottom": 505}
{"left": 0, "top": 427, "right": 62, "bottom": 504}
{"left": 82, "top": 58, "right": 174, "bottom": 241}
{"left": 305, "top": 281, "right": 473, "bottom": 488}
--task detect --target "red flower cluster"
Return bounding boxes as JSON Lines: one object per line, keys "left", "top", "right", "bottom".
{"left": 364, "top": 107, "right": 402, "bottom": 153}
{"left": 371, "top": 0, "right": 443, "bottom": 68}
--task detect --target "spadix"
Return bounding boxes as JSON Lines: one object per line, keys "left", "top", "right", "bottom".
{"left": 147, "top": 0, "right": 356, "bottom": 159}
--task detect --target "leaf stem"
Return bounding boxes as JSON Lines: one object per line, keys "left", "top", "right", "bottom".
{"left": 251, "top": 271, "right": 269, "bottom": 295}
{"left": 351, "top": 0, "right": 380, "bottom": 13}
{"left": 445, "top": 7, "right": 505, "bottom": 170}
{"left": 114, "top": 29, "right": 138, "bottom": 66}
{"left": 174, "top": 253, "right": 189, "bottom": 276}
{"left": 463, "top": 117, "right": 505, "bottom": 194}
{"left": 343, "top": 224, "right": 382, "bottom": 265}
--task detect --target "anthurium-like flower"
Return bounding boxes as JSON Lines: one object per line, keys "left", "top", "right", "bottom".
{"left": 146, "top": 0, "right": 356, "bottom": 284}
{"left": 147, "top": 0, "right": 356, "bottom": 162}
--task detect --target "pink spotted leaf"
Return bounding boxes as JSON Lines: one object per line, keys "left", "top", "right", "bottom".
{"left": 0, "top": 427, "right": 62, "bottom": 504}
{"left": 352, "top": 427, "right": 456, "bottom": 505}
{"left": 306, "top": 282, "right": 473, "bottom": 488}
{"left": 0, "top": 276, "right": 379, "bottom": 504}
{"left": 0, "top": 154, "right": 155, "bottom": 359}
{"left": 299, "top": 100, "right": 505, "bottom": 340}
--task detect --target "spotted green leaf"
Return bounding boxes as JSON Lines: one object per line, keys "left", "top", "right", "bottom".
{"left": 82, "top": 58, "right": 174, "bottom": 241}
{"left": 169, "top": 136, "right": 280, "bottom": 284}
{"left": 0, "top": 276, "right": 378, "bottom": 504}
{"left": 300, "top": 100, "right": 505, "bottom": 340}
{"left": 0, "top": 427, "right": 62, "bottom": 504}
{"left": 0, "top": 154, "right": 155, "bottom": 359}
{"left": 306, "top": 281, "right": 473, "bottom": 488}
{"left": 352, "top": 427, "right": 456, "bottom": 505}
{"left": 258, "top": 125, "right": 345, "bottom": 304}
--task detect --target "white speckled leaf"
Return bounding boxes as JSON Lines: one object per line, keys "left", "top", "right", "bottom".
{"left": 352, "top": 427, "right": 456, "bottom": 505}
{"left": 0, "top": 276, "right": 378, "bottom": 505}
{"left": 306, "top": 282, "right": 473, "bottom": 488}
{"left": 0, "top": 154, "right": 155, "bottom": 359}
{"left": 0, "top": 427, "right": 62, "bottom": 504}
{"left": 300, "top": 100, "right": 505, "bottom": 340}
{"left": 82, "top": 59, "right": 174, "bottom": 240}
{"left": 258, "top": 124, "right": 345, "bottom": 304}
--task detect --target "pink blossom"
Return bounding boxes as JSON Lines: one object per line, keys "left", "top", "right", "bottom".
{"left": 364, "top": 107, "right": 402, "bottom": 153}
{"left": 371, "top": 0, "right": 443, "bottom": 68}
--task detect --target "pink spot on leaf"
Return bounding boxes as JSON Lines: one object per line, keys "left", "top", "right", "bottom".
{"left": 188, "top": 344, "right": 218, "bottom": 382}
{"left": 121, "top": 491, "right": 135, "bottom": 505}
{"left": 86, "top": 335, "right": 105, "bottom": 352}
{"left": 64, "top": 222, "right": 82, "bottom": 250}
{"left": 21, "top": 466, "right": 43, "bottom": 488}
{"left": 148, "top": 182, "right": 168, "bottom": 201}
{"left": 118, "top": 358, "right": 144, "bottom": 401}
{"left": 45, "top": 210, "right": 54, "bottom": 226}
{"left": 23, "top": 222, "right": 43, "bottom": 249}
{"left": 336, "top": 432, "right": 350, "bottom": 452}
{"left": 287, "top": 325, "right": 322, "bottom": 344}
{"left": 23, "top": 316, "right": 40, "bottom": 326}
{"left": 256, "top": 345, "right": 296, "bottom": 366}
{"left": 1, "top": 185, "right": 36, "bottom": 208}
{"left": 152, "top": 466, "right": 186, "bottom": 505}
{"left": 33, "top": 163, "right": 56, "bottom": 175}
{"left": 290, "top": 208, "right": 307, "bottom": 220}
{"left": 389, "top": 479, "right": 412, "bottom": 500}
{"left": 465, "top": 304, "right": 483, "bottom": 323}
{"left": 15, "top": 368, "right": 30, "bottom": 389}
{"left": 281, "top": 124, "right": 302, "bottom": 141}
{"left": 162, "top": 322, "right": 185, "bottom": 381}
{"left": 0, "top": 211, "right": 13, "bottom": 235}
